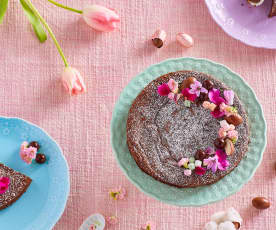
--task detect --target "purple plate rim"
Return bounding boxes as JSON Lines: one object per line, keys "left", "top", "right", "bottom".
{"left": 204, "top": 0, "right": 276, "bottom": 49}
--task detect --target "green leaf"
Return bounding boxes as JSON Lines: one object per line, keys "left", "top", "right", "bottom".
{"left": 20, "top": 0, "right": 47, "bottom": 43}
{"left": 0, "top": 0, "right": 9, "bottom": 24}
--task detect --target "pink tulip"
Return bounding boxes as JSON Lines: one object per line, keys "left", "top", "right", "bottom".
{"left": 82, "top": 5, "right": 120, "bottom": 32}
{"left": 61, "top": 67, "right": 86, "bottom": 96}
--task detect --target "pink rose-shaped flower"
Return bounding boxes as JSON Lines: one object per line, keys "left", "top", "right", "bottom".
{"left": 19, "top": 142, "right": 37, "bottom": 165}
{"left": 61, "top": 67, "right": 86, "bottom": 96}
{"left": 82, "top": 5, "right": 120, "bottom": 32}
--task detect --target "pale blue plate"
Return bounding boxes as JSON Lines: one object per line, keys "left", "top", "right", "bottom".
{"left": 111, "top": 57, "right": 267, "bottom": 206}
{"left": 0, "top": 117, "right": 70, "bottom": 230}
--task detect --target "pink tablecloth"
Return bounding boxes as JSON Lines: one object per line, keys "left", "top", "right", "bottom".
{"left": 0, "top": 0, "right": 275, "bottom": 229}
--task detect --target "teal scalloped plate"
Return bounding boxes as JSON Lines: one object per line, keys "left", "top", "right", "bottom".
{"left": 0, "top": 117, "right": 70, "bottom": 229}
{"left": 111, "top": 58, "right": 266, "bottom": 206}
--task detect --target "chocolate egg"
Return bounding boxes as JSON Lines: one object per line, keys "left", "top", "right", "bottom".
{"left": 180, "top": 77, "right": 196, "bottom": 90}
{"left": 252, "top": 197, "right": 270, "bottom": 210}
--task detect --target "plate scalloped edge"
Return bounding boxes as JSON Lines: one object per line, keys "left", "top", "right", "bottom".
{"left": 0, "top": 116, "right": 70, "bottom": 230}
{"left": 204, "top": 0, "right": 276, "bottom": 49}
{"left": 111, "top": 57, "right": 267, "bottom": 207}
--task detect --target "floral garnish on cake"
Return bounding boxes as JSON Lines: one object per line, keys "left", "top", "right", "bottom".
{"left": 0, "top": 177, "right": 10, "bottom": 194}
{"left": 157, "top": 77, "right": 244, "bottom": 177}
{"left": 109, "top": 187, "right": 126, "bottom": 200}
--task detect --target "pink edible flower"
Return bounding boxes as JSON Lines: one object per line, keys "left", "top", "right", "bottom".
{"left": 168, "top": 79, "right": 178, "bottom": 94}
{"left": 157, "top": 79, "right": 181, "bottom": 103}
{"left": 218, "top": 127, "right": 227, "bottom": 139}
{"left": 182, "top": 88, "right": 197, "bottom": 102}
{"left": 178, "top": 158, "right": 189, "bottom": 167}
{"left": 107, "top": 216, "right": 118, "bottom": 225}
{"left": 216, "top": 149, "right": 229, "bottom": 170}
{"left": 141, "top": 221, "right": 155, "bottom": 230}
{"left": 224, "top": 90, "right": 234, "bottom": 105}
{"left": 0, "top": 177, "right": 10, "bottom": 194}
{"left": 228, "top": 130, "right": 238, "bottom": 141}
{"left": 195, "top": 166, "right": 206, "bottom": 176}
{"left": 219, "top": 120, "right": 238, "bottom": 141}
{"left": 189, "top": 80, "right": 208, "bottom": 97}
{"left": 211, "top": 107, "right": 225, "bottom": 118}
{"left": 19, "top": 142, "right": 37, "bottom": 165}
{"left": 82, "top": 5, "right": 120, "bottom": 32}
{"left": 209, "top": 89, "right": 226, "bottom": 105}
{"left": 109, "top": 187, "right": 126, "bottom": 200}
{"left": 204, "top": 155, "right": 219, "bottom": 173}
{"left": 157, "top": 83, "right": 170, "bottom": 96}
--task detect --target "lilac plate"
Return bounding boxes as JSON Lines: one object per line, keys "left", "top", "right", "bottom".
{"left": 205, "top": 0, "right": 276, "bottom": 49}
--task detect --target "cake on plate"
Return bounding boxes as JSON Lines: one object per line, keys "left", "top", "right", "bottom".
{"left": 127, "top": 71, "right": 249, "bottom": 188}
{"left": 0, "top": 163, "right": 32, "bottom": 210}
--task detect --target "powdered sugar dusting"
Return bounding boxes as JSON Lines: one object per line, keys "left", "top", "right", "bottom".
{"left": 127, "top": 71, "right": 249, "bottom": 188}
{"left": 0, "top": 163, "right": 32, "bottom": 209}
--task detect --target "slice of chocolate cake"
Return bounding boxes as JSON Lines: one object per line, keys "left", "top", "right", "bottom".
{"left": 0, "top": 163, "right": 32, "bottom": 210}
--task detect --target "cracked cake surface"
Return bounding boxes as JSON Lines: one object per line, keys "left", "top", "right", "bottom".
{"left": 126, "top": 71, "right": 249, "bottom": 188}
{"left": 0, "top": 163, "right": 32, "bottom": 210}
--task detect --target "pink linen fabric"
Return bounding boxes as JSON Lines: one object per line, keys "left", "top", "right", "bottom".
{"left": 0, "top": 0, "right": 275, "bottom": 229}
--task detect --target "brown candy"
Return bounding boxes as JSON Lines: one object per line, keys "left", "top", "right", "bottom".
{"left": 225, "top": 114, "right": 243, "bottom": 126}
{"left": 197, "top": 92, "right": 208, "bottom": 104}
{"left": 225, "top": 139, "right": 235, "bottom": 155}
{"left": 28, "top": 141, "right": 40, "bottom": 150}
{"left": 202, "top": 80, "right": 214, "bottom": 90}
{"left": 252, "top": 197, "right": 270, "bottom": 210}
{"left": 35, "top": 153, "right": 47, "bottom": 164}
{"left": 214, "top": 138, "right": 226, "bottom": 149}
{"left": 152, "top": 30, "right": 167, "bottom": 48}
{"left": 180, "top": 77, "right": 196, "bottom": 91}
{"left": 233, "top": 222, "right": 240, "bottom": 229}
{"left": 195, "top": 150, "right": 206, "bottom": 161}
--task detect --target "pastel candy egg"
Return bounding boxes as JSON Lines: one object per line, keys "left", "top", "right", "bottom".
{"left": 211, "top": 211, "right": 227, "bottom": 224}
{"left": 218, "top": 221, "right": 236, "bottom": 230}
{"left": 188, "top": 163, "right": 195, "bottom": 170}
{"left": 225, "top": 207, "right": 242, "bottom": 225}
{"left": 176, "top": 33, "right": 194, "bottom": 48}
{"left": 184, "top": 169, "right": 192, "bottom": 176}
{"left": 204, "top": 221, "right": 218, "bottom": 230}
{"left": 195, "top": 160, "right": 202, "bottom": 167}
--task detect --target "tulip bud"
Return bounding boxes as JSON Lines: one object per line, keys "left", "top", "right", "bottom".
{"left": 61, "top": 67, "right": 86, "bottom": 96}
{"left": 82, "top": 5, "right": 120, "bottom": 32}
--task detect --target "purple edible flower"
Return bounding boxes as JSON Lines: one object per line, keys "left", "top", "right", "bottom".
{"left": 216, "top": 149, "right": 229, "bottom": 171}
{"left": 204, "top": 155, "right": 219, "bottom": 173}
{"left": 208, "top": 89, "right": 226, "bottom": 105}
{"left": 189, "top": 80, "right": 208, "bottom": 97}
{"left": 224, "top": 90, "right": 234, "bottom": 105}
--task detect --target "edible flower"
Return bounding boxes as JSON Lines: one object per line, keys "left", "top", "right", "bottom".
{"left": 224, "top": 90, "right": 234, "bottom": 105}
{"left": 204, "top": 149, "right": 229, "bottom": 172}
{"left": 178, "top": 158, "right": 189, "bottom": 167}
{"left": 0, "top": 177, "right": 10, "bottom": 195}
{"left": 19, "top": 141, "right": 37, "bottom": 164}
{"left": 107, "top": 215, "right": 118, "bottom": 225}
{"left": 208, "top": 89, "right": 226, "bottom": 118}
{"left": 90, "top": 224, "right": 96, "bottom": 230}
{"left": 218, "top": 120, "right": 238, "bottom": 143}
{"left": 157, "top": 79, "right": 181, "bottom": 102}
{"left": 61, "top": 67, "right": 86, "bottom": 96}
{"left": 205, "top": 146, "right": 214, "bottom": 155}
{"left": 182, "top": 88, "right": 197, "bottom": 102}
{"left": 195, "top": 166, "right": 206, "bottom": 175}
{"left": 141, "top": 221, "right": 155, "bottom": 230}
{"left": 189, "top": 80, "right": 208, "bottom": 97}
{"left": 109, "top": 187, "right": 126, "bottom": 200}
{"left": 82, "top": 5, "right": 120, "bottom": 32}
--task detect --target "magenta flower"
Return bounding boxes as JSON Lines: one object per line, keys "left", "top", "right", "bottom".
{"left": 216, "top": 149, "right": 229, "bottom": 170}
{"left": 224, "top": 90, "right": 234, "bottom": 105}
{"left": 157, "top": 83, "right": 170, "bottom": 96}
{"left": 0, "top": 177, "right": 10, "bottom": 195}
{"left": 209, "top": 89, "right": 226, "bottom": 105}
{"left": 195, "top": 166, "right": 206, "bottom": 175}
{"left": 182, "top": 88, "right": 197, "bottom": 102}
{"left": 157, "top": 79, "right": 181, "bottom": 103}
{"left": 189, "top": 80, "right": 208, "bottom": 97}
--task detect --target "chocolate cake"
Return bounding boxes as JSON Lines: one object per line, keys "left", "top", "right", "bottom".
{"left": 269, "top": 0, "right": 276, "bottom": 17}
{"left": 126, "top": 71, "right": 249, "bottom": 188}
{"left": 0, "top": 163, "right": 32, "bottom": 210}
